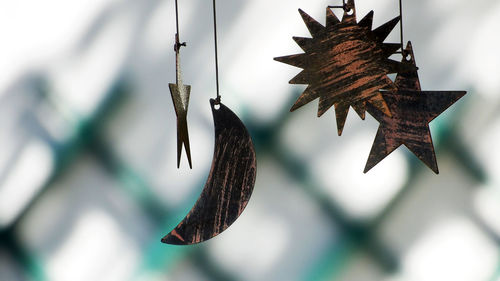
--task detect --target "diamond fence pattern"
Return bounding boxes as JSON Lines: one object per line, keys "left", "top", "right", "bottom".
{"left": 1, "top": 1, "right": 500, "bottom": 281}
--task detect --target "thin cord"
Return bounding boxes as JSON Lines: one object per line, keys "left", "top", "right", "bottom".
{"left": 175, "top": 0, "right": 180, "bottom": 35}
{"left": 399, "top": 0, "right": 405, "bottom": 57}
{"left": 173, "top": 0, "right": 186, "bottom": 52}
{"left": 213, "top": 0, "right": 221, "bottom": 103}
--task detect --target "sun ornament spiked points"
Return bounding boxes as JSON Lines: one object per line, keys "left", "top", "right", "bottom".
{"left": 274, "top": 0, "right": 416, "bottom": 135}
{"left": 364, "top": 42, "right": 466, "bottom": 174}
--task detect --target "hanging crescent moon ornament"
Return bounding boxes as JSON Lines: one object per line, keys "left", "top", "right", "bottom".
{"left": 274, "top": 0, "right": 416, "bottom": 135}
{"left": 162, "top": 99, "right": 257, "bottom": 245}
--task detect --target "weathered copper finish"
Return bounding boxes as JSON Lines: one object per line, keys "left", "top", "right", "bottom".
{"left": 169, "top": 34, "right": 192, "bottom": 169}
{"left": 274, "top": 0, "right": 416, "bottom": 135}
{"left": 364, "top": 42, "right": 466, "bottom": 174}
{"left": 162, "top": 99, "right": 257, "bottom": 245}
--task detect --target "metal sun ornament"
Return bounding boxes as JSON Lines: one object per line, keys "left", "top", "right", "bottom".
{"left": 274, "top": 0, "right": 416, "bottom": 135}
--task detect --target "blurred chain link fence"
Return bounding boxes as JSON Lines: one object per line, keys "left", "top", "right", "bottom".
{"left": 1, "top": 0, "right": 500, "bottom": 280}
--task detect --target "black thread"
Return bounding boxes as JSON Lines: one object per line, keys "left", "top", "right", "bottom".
{"left": 174, "top": 0, "right": 186, "bottom": 52}
{"left": 213, "top": 0, "right": 221, "bottom": 104}
{"left": 399, "top": 0, "right": 406, "bottom": 57}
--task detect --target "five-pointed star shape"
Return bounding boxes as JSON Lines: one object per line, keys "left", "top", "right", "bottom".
{"left": 364, "top": 42, "right": 466, "bottom": 174}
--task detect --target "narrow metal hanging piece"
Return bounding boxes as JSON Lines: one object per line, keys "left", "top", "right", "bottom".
{"left": 169, "top": 0, "right": 192, "bottom": 169}
{"left": 364, "top": 42, "right": 466, "bottom": 174}
{"left": 274, "top": 0, "right": 416, "bottom": 135}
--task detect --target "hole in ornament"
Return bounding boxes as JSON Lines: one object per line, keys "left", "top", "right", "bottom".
{"left": 214, "top": 104, "right": 221, "bottom": 110}
{"left": 405, "top": 53, "right": 412, "bottom": 61}
{"left": 346, "top": 8, "right": 354, "bottom": 15}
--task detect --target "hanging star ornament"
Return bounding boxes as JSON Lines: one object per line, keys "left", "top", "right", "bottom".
{"left": 364, "top": 42, "right": 466, "bottom": 174}
{"left": 274, "top": 0, "right": 416, "bottom": 135}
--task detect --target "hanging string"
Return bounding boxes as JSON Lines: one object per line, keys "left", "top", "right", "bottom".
{"left": 212, "top": 0, "right": 221, "bottom": 104}
{"left": 174, "top": 0, "right": 186, "bottom": 52}
{"left": 175, "top": 0, "right": 179, "bottom": 36}
{"left": 399, "top": 0, "right": 405, "bottom": 58}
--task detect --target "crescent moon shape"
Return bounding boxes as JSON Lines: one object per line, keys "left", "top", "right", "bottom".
{"left": 162, "top": 99, "right": 257, "bottom": 245}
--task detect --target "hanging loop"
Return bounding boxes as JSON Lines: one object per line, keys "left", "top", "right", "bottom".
{"left": 174, "top": 33, "right": 187, "bottom": 52}
{"left": 214, "top": 95, "right": 221, "bottom": 105}
{"left": 328, "top": 0, "right": 349, "bottom": 12}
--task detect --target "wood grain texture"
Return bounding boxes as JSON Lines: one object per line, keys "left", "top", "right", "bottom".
{"left": 364, "top": 42, "right": 466, "bottom": 174}
{"left": 274, "top": 0, "right": 416, "bottom": 135}
{"left": 162, "top": 99, "right": 257, "bottom": 245}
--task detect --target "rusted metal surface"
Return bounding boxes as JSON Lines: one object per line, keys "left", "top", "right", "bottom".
{"left": 169, "top": 33, "right": 192, "bottom": 169}
{"left": 364, "top": 42, "right": 466, "bottom": 174}
{"left": 162, "top": 99, "right": 257, "bottom": 245}
{"left": 274, "top": 0, "right": 416, "bottom": 135}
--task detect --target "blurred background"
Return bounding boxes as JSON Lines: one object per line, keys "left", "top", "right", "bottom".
{"left": 0, "top": 0, "right": 499, "bottom": 280}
